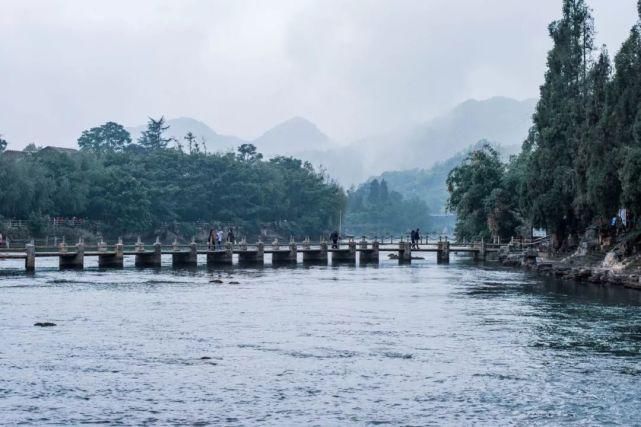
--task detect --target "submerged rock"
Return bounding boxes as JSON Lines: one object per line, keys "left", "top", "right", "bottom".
{"left": 210, "top": 279, "right": 224, "bottom": 284}
{"left": 34, "top": 322, "right": 56, "bottom": 327}
{"left": 228, "top": 281, "right": 240, "bottom": 285}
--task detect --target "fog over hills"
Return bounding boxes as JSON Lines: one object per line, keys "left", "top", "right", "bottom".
{"left": 253, "top": 117, "right": 332, "bottom": 156}
{"left": 127, "top": 116, "right": 335, "bottom": 156}
{"left": 127, "top": 117, "right": 245, "bottom": 153}
{"left": 125, "top": 96, "right": 535, "bottom": 185}
{"left": 295, "top": 97, "right": 536, "bottom": 184}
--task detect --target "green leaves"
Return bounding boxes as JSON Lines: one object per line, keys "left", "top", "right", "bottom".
{"left": 446, "top": 143, "right": 515, "bottom": 240}
{"left": 0, "top": 142, "right": 346, "bottom": 237}
{"left": 137, "top": 117, "right": 173, "bottom": 151}
{"left": 345, "top": 178, "right": 430, "bottom": 235}
{"left": 78, "top": 122, "right": 132, "bottom": 153}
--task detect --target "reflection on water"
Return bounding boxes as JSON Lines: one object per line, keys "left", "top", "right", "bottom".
{"left": 1, "top": 255, "right": 640, "bottom": 424}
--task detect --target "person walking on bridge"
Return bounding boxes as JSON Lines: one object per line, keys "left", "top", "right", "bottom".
{"left": 330, "top": 230, "right": 339, "bottom": 249}
{"left": 227, "top": 228, "right": 235, "bottom": 245}
{"left": 208, "top": 229, "right": 216, "bottom": 250}
{"left": 216, "top": 229, "right": 224, "bottom": 250}
{"left": 414, "top": 228, "right": 421, "bottom": 249}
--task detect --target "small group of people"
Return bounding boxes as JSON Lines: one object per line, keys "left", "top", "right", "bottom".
{"left": 208, "top": 228, "right": 235, "bottom": 250}
{"left": 410, "top": 228, "right": 421, "bottom": 249}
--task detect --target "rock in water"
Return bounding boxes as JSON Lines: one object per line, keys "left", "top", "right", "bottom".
{"left": 229, "top": 281, "right": 240, "bottom": 285}
{"left": 34, "top": 322, "right": 56, "bottom": 327}
{"left": 200, "top": 356, "right": 212, "bottom": 360}
{"left": 210, "top": 279, "right": 224, "bottom": 284}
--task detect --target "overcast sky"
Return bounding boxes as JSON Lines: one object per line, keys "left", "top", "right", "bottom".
{"left": 0, "top": 0, "right": 638, "bottom": 149}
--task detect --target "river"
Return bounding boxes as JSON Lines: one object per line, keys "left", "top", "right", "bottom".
{"left": 1, "top": 254, "right": 641, "bottom": 425}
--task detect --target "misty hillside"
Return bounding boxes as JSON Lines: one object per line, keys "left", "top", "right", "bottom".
{"left": 370, "top": 141, "right": 521, "bottom": 214}
{"left": 123, "top": 97, "right": 535, "bottom": 186}
{"left": 356, "top": 97, "right": 535, "bottom": 175}
{"left": 252, "top": 116, "right": 332, "bottom": 156}
{"left": 127, "top": 117, "right": 245, "bottom": 152}
{"left": 127, "top": 116, "right": 334, "bottom": 157}
{"left": 294, "top": 97, "right": 536, "bottom": 185}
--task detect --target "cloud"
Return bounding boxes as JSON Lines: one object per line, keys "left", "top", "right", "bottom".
{"left": 0, "top": 0, "right": 637, "bottom": 148}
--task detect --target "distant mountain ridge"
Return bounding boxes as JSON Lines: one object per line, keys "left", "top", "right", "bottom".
{"left": 127, "top": 116, "right": 333, "bottom": 155}
{"left": 290, "top": 97, "right": 536, "bottom": 184}
{"left": 125, "top": 96, "right": 536, "bottom": 186}
{"left": 371, "top": 141, "right": 522, "bottom": 214}
{"left": 127, "top": 117, "right": 245, "bottom": 152}
{"left": 253, "top": 116, "right": 331, "bottom": 155}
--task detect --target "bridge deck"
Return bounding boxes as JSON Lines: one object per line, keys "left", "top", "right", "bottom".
{"left": 3, "top": 245, "right": 497, "bottom": 257}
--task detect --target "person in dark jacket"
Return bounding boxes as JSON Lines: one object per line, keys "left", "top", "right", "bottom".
{"left": 330, "top": 231, "right": 339, "bottom": 249}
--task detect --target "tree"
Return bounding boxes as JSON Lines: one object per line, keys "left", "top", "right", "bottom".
{"left": 523, "top": 0, "right": 595, "bottom": 246}
{"left": 184, "top": 132, "right": 196, "bottom": 154}
{"left": 611, "top": 7, "right": 641, "bottom": 222}
{"left": 620, "top": 146, "right": 641, "bottom": 218}
{"left": 237, "top": 144, "right": 263, "bottom": 162}
{"left": 77, "top": 122, "right": 131, "bottom": 153}
{"left": 368, "top": 179, "right": 380, "bottom": 205}
{"left": 447, "top": 143, "right": 509, "bottom": 240}
{"left": 581, "top": 50, "right": 617, "bottom": 223}
{"left": 137, "top": 116, "right": 172, "bottom": 151}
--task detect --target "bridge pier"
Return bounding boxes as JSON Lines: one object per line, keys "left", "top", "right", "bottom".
{"left": 303, "top": 241, "right": 328, "bottom": 264}
{"left": 437, "top": 239, "right": 450, "bottom": 263}
{"left": 207, "top": 242, "right": 233, "bottom": 266}
{"left": 135, "top": 238, "right": 162, "bottom": 268}
{"left": 25, "top": 242, "right": 35, "bottom": 272}
{"left": 60, "top": 240, "right": 85, "bottom": 270}
{"left": 359, "top": 239, "right": 379, "bottom": 264}
{"left": 172, "top": 240, "right": 198, "bottom": 267}
{"left": 474, "top": 239, "right": 486, "bottom": 262}
{"left": 332, "top": 240, "right": 356, "bottom": 263}
{"left": 399, "top": 241, "right": 411, "bottom": 263}
{"left": 98, "top": 239, "right": 124, "bottom": 268}
{"left": 272, "top": 241, "right": 297, "bottom": 264}
{"left": 238, "top": 241, "right": 264, "bottom": 265}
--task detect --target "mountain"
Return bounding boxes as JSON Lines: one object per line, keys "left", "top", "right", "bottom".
{"left": 127, "top": 117, "right": 246, "bottom": 152}
{"left": 370, "top": 140, "right": 521, "bottom": 214}
{"left": 326, "top": 97, "right": 536, "bottom": 184}
{"left": 252, "top": 116, "right": 332, "bottom": 156}
{"left": 122, "top": 97, "right": 535, "bottom": 187}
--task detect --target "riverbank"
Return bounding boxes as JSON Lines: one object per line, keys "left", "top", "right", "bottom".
{"left": 499, "top": 241, "right": 641, "bottom": 291}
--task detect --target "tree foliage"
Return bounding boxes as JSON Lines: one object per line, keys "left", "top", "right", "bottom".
{"left": 137, "top": 116, "right": 173, "bottom": 151}
{"left": 447, "top": 0, "right": 641, "bottom": 247}
{"left": 446, "top": 143, "right": 518, "bottom": 240}
{"left": 345, "top": 178, "right": 431, "bottom": 236}
{"left": 1, "top": 125, "right": 346, "bottom": 237}
{"left": 77, "top": 122, "right": 132, "bottom": 153}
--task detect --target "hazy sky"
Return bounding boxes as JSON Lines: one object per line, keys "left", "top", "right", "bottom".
{"left": 0, "top": 0, "right": 638, "bottom": 149}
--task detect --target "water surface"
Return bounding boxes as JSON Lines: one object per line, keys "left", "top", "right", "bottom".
{"left": 1, "top": 255, "right": 641, "bottom": 425}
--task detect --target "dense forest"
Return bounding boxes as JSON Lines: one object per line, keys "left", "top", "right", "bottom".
{"left": 448, "top": 0, "right": 641, "bottom": 249}
{"left": 344, "top": 179, "right": 431, "bottom": 236}
{"left": 0, "top": 119, "right": 345, "bottom": 238}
